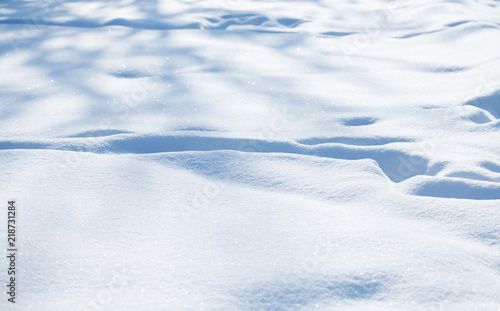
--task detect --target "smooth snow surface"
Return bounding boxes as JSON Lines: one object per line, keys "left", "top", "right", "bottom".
{"left": 1, "top": 0, "right": 500, "bottom": 310}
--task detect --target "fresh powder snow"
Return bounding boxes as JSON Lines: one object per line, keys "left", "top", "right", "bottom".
{"left": 0, "top": 0, "right": 499, "bottom": 310}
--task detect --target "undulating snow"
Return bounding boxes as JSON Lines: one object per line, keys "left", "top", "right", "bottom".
{"left": 1, "top": 0, "right": 500, "bottom": 310}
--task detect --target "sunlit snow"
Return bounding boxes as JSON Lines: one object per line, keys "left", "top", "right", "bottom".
{"left": 1, "top": 0, "right": 500, "bottom": 310}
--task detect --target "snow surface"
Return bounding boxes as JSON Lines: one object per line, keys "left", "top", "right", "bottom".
{"left": 1, "top": 0, "right": 500, "bottom": 310}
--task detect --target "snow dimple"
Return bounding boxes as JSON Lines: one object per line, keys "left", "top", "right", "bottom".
{"left": 341, "top": 117, "right": 377, "bottom": 127}
{"left": 454, "top": 105, "right": 496, "bottom": 124}
{"left": 403, "top": 158, "right": 500, "bottom": 198}
{"left": 110, "top": 71, "right": 152, "bottom": 79}
{"left": 481, "top": 161, "right": 500, "bottom": 174}
{"left": 465, "top": 110, "right": 495, "bottom": 124}
{"left": 465, "top": 90, "right": 500, "bottom": 120}
{"left": 404, "top": 176, "right": 500, "bottom": 200}
{"left": 275, "top": 17, "right": 305, "bottom": 28}
{"left": 321, "top": 31, "right": 354, "bottom": 37}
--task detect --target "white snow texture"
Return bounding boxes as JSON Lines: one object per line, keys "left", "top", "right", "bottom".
{"left": 0, "top": 0, "right": 500, "bottom": 310}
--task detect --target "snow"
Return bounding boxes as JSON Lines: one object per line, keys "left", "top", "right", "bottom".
{"left": 1, "top": 0, "right": 500, "bottom": 310}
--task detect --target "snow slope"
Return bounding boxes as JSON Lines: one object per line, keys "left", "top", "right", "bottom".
{"left": 1, "top": 0, "right": 500, "bottom": 310}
